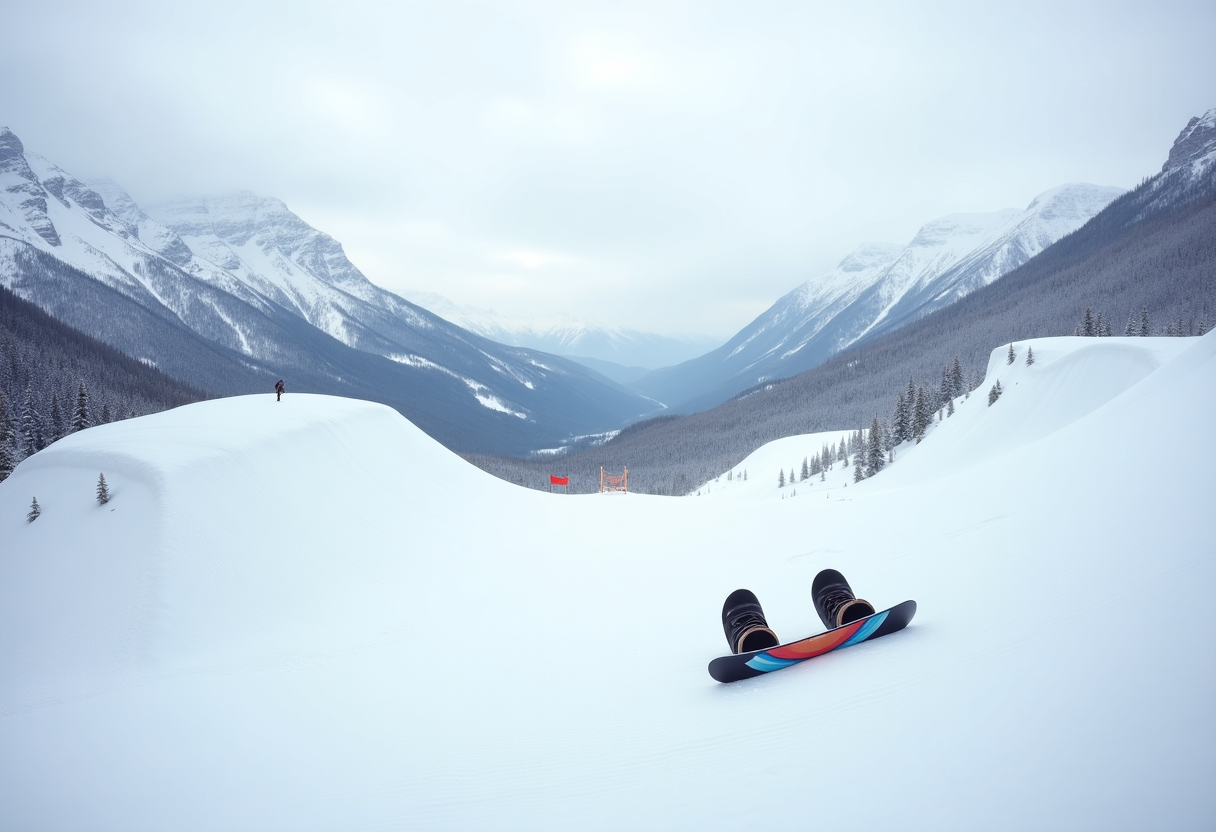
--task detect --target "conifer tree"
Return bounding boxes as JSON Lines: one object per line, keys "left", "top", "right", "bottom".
{"left": 1125, "top": 309, "right": 1136, "bottom": 336}
{"left": 28, "top": 496, "right": 40, "bottom": 523}
{"left": 988, "top": 380, "right": 1003, "bottom": 406}
{"left": 951, "top": 357, "right": 965, "bottom": 398}
{"left": 49, "top": 394, "right": 63, "bottom": 443}
{"left": 20, "top": 386, "right": 45, "bottom": 456}
{"left": 97, "top": 472, "right": 110, "bottom": 505}
{"left": 0, "top": 393, "right": 13, "bottom": 481}
{"left": 866, "top": 417, "right": 885, "bottom": 477}
{"left": 946, "top": 397, "right": 955, "bottom": 417}
{"left": 1026, "top": 345, "right": 1035, "bottom": 366}
{"left": 801, "top": 457, "right": 810, "bottom": 481}
{"left": 72, "top": 383, "right": 91, "bottom": 433}
{"left": 893, "top": 391, "right": 909, "bottom": 444}
{"left": 1140, "top": 308, "right": 1150, "bottom": 337}
{"left": 1082, "top": 307, "right": 1095, "bottom": 336}
{"left": 778, "top": 469, "right": 785, "bottom": 488}
{"left": 853, "top": 458, "right": 864, "bottom": 482}
{"left": 1006, "top": 343, "right": 1016, "bottom": 364}
{"left": 912, "top": 386, "right": 930, "bottom": 442}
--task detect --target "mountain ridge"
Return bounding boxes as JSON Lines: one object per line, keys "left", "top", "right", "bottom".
{"left": 629, "top": 181, "right": 1124, "bottom": 413}
{"left": 0, "top": 127, "right": 658, "bottom": 456}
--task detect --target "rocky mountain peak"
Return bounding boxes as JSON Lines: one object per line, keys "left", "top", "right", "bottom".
{"left": 1161, "top": 108, "right": 1216, "bottom": 174}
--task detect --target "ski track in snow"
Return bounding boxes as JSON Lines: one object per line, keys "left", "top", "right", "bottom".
{"left": 1, "top": 334, "right": 1214, "bottom": 831}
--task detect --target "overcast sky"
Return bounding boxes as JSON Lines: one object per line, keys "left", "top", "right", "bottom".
{"left": 2, "top": 1, "right": 1213, "bottom": 338}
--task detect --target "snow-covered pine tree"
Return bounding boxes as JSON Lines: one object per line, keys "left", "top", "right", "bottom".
{"left": 0, "top": 393, "right": 13, "bottom": 482}
{"left": 778, "top": 469, "right": 785, "bottom": 488}
{"left": 1082, "top": 308, "right": 1095, "bottom": 336}
{"left": 0, "top": 441, "right": 13, "bottom": 483}
{"left": 866, "top": 417, "right": 885, "bottom": 477}
{"left": 1006, "top": 343, "right": 1016, "bottom": 364}
{"left": 946, "top": 397, "right": 955, "bottom": 417}
{"left": 27, "top": 496, "right": 40, "bottom": 522}
{"left": 988, "top": 380, "right": 1003, "bottom": 406}
{"left": 951, "top": 357, "right": 965, "bottom": 398}
{"left": 1125, "top": 309, "right": 1136, "bottom": 336}
{"left": 801, "top": 457, "right": 809, "bottom": 481}
{"left": 101, "top": 402, "right": 111, "bottom": 424}
{"left": 837, "top": 439, "right": 847, "bottom": 464}
{"left": 1026, "top": 345, "right": 1035, "bottom": 366}
{"left": 97, "top": 472, "right": 110, "bottom": 505}
{"left": 20, "top": 386, "right": 45, "bottom": 457}
{"left": 853, "top": 458, "right": 864, "bottom": 482}
{"left": 912, "top": 386, "right": 930, "bottom": 442}
{"left": 72, "top": 383, "right": 91, "bottom": 433}
{"left": 893, "top": 391, "right": 909, "bottom": 444}
{"left": 1140, "top": 308, "right": 1151, "bottom": 337}
{"left": 48, "top": 394, "right": 63, "bottom": 443}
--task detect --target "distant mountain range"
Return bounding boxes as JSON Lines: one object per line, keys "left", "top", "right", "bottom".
{"left": 0, "top": 129, "right": 658, "bottom": 456}
{"left": 630, "top": 182, "right": 1125, "bottom": 412}
{"left": 4, "top": 106, "right": 1211, "bottom": 467}
{"left": 400, "top": 291, "right": 722, "bottom": 382}
{"left": 467, "top": 107, "right": 1216, "bottom": 493}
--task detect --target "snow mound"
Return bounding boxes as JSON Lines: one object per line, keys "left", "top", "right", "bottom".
{"left": 2, "top": 336, "right": 1214, "bottom": 831}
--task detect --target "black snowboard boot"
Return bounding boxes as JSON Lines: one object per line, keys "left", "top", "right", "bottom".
{"left": 722, "top": 588, "right": 781, "bottom": 654}
{"left": 812, "top": 569, "right": 875, "bottom": 629}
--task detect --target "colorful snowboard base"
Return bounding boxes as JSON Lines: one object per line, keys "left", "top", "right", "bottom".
{"left": 708, "top": 599, "right": 916, "bottom": 683}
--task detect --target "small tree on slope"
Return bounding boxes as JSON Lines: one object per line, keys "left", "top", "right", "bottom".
{"left": 27, "top": 497, "right": 40, "bottom": 523}
{"left": 97, "top": 473, "right": 110, "bottom": 505}
{"left": 866, "top": 417, "right": 885, "bottom": 477}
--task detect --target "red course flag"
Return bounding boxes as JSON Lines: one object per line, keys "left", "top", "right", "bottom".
{"left": 550, "top": 475, "right": 569, "bottom": 486}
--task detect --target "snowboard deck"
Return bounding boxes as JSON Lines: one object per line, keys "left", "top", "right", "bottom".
{"left": 708, "top": 600, "right": 916, "bottom": 683}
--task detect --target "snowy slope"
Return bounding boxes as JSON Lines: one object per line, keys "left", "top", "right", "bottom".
{"left": 636, "top": 183, "right": 1124, "bottom": 412}
{"left": 1, "top": 332, "right": 1213, "bottom": 830}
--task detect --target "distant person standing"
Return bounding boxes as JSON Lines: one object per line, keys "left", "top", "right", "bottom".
{"left": 275, "top": 379, "right": 285, "bottom": 402}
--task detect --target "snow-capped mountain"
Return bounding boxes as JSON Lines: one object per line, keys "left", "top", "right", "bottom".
{"left": 633, "top": 182, "right": 1124, "bottom": 412}
{"left": 402, "top": 290, "right": 722, "bottom": 377}
{"left": 0, "top": 127, "right": 657, "bottom": 455}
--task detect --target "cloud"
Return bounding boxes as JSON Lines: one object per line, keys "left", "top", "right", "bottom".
{"left": 2, "top": 0, "right": 1214, "bottom": 338}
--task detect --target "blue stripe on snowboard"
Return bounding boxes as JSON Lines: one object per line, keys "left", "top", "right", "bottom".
{"left": 841, "top": 611, "right": 888, "bottom": 647}
{"left": 744, "top": 654, "right": 802, "bottom": 673}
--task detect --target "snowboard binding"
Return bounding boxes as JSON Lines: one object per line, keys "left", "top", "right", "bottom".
{"left": 812, "top": 568, "right": 875, "bottom": 628}
{"left": 721, "top": 588, "right": 781, "bottom": 654}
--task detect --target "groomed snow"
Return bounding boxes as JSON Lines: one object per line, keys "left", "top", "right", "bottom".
{"left": 2, "top": 334, "right": 1214, "bottom": 831}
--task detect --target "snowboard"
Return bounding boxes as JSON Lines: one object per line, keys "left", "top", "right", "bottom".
{"left": 708, "top": 599, "right": 916, "bottom": 683}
